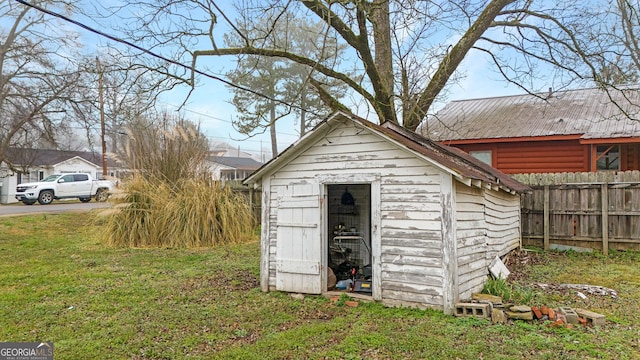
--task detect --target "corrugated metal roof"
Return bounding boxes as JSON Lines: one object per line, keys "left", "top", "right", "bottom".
{"left": 245, "top": 112, "right": 530, "bottom": 194}
{"left": 374, "top": 121, "right": 530, "bottom": 193}
{"left": 426, "top": 86, "right": 640, "bottom": 141}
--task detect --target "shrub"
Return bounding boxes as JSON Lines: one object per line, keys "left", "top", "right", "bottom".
{"left": 99, "top": 176, "right": 256, "bottom": 248}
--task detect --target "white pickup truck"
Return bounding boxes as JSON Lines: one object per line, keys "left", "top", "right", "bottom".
{"left": 15, "top": 173, "right": 112, "bottom": 205}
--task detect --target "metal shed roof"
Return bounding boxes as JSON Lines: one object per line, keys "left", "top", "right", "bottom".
{"left": 245, "top": 112, "right": 529, "bottom": 194}
{"left": 425, "top": 86, "right": 640, "bottom": 142}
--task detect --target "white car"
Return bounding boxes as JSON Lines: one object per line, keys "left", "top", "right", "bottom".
{"left": 15, "top": 173, "right": 112, "bottom": 205}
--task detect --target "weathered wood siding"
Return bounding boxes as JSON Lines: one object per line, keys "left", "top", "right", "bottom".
{"left": 454, "top": 183, "right": 487, "bottom": 300}
{"left": 454, "top": 184, "right": 521, "bottom": 300}
{"left": 622, "top": 144, "right": 640, "bottom": 171}
{"left": 484, "top": 189, "right": 521, "bottom": 258}
{"left": 454, "top": 140, "right": 589, "bottom": 174}
{"left": 263, "top": 120, "right": 447, "bottom": 307}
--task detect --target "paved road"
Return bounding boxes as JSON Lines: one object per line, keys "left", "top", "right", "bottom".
{"left": 0, "top": 201, "right": 112, "bottom": 217}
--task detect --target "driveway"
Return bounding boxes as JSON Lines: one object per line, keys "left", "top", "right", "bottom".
{"left": 0, "top": 201, "right": 112, "bottom": 217}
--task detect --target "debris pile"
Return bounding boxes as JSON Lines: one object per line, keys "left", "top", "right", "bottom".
{"left": 535, "top": 283, "right": 618, "bottom": 298}
{"left": 455, "top": 293, "right": 606, "bottom": 329}
{"left": 458, "top": 249, "right": 613, "bottom": 328}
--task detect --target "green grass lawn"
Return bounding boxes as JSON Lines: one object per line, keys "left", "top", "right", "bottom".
{"left": 1, "top": 213, "right": 639, "bottom": 359}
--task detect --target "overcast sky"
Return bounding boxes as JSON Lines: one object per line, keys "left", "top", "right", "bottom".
{"left": 68, "top": 1, "right": 528, "bottom": 159}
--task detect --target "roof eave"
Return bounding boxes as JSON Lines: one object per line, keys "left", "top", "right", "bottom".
{"left": 439, "top": 134, "right": 583, "bottom": 144}
{"left": 579, "top": 136, "right": 640, "bottom": 144}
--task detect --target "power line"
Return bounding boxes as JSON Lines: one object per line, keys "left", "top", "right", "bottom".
{"left": 13, "top": 0, "right": 310, "bottom": 114}
{"left": 16, "top": 0, "right": 305, "bottom": 147}
{"left": 156, "top": 100, "right": 300, "bottom": 138}
{"left": 64, "top": 123, "right": 294, "bottom": 145}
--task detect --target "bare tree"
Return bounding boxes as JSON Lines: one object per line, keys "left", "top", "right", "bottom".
{"left": 0, "top": 0, "right": 88, "bottom": 171}
{"left": 107, "top": 0, "right": 619, "bottom": 132}
{"left": 585, "top": 0, "right": 640, "bottom": 86}
{"left": 90, "top": 50, "right": 173, "bottom": 153}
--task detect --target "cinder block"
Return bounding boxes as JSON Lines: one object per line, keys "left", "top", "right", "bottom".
{"left": 455, "top": 303, "right": 490, "bottom": 318}
{"left": 575, "top": 308, "right": 606, "bottom": 326}
{"left": 558, "top": 307, "right": 579, "bottom": 324}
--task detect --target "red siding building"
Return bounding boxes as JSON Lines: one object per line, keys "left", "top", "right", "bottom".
{"left": 425, "top": 87, "right": 640, "bottom": 174}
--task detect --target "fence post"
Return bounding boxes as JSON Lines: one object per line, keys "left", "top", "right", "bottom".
{"left": 601, "top": 183, "right": 609, "bottom": 255}
{"left": 544, "top": 185, "right": 550, "bottom": 250}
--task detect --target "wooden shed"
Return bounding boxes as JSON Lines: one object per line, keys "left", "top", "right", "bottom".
{"left": 244, "top": 112, "right": 529, "bottom": 314}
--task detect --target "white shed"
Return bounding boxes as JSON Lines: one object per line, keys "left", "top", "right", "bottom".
{"left": 243, "top": 112, "right": 529, "bottom": 314}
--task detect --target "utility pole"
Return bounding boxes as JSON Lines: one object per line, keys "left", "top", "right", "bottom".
{"left": 96, "top": 57, "right": 107, "bottom": 178}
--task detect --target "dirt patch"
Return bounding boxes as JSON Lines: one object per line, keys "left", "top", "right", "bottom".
{"left": 179, "top": 269, "right": 260, "bottom": 294}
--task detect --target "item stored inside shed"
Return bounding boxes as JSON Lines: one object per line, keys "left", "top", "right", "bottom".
{"left": 327, "top": 184, "right": 372, "bottom": 293}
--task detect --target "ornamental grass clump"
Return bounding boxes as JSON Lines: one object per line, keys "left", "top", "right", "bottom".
{"left": 101, "top": 176, "right": 255, "bottom": 247}
{"left": 98, "top": 115, "right": 256, "bottom": 248}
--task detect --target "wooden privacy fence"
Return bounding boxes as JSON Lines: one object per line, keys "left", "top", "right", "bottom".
{"left": 232, "top": 186, "right": 261, "bottom": 224}
{"left": 521, "top": 182, "right": 640, "bottom": 254}
{"left": 513, "top": 170, "right": 640, "bottom": 186}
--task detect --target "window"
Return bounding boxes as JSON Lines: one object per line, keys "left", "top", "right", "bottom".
{"left": 73, "top": 174, "right": 89, "bottom": 182}
{"left": 17, "top": 173, "right": 22, "bottom": 184}
{"left": 60, "top": 174, "right": 75, "bottom": 183}
{"left": 220, "top": 169, "right": 237, "bottom": 181}
{"left": 39, "top": 171, "right": 44, "bottom": 180}
{"left": 596, "top": 145, "right": 619, "bottom": 170}
{"left": 469, "top": 150, "right": 493, "bottom": 166}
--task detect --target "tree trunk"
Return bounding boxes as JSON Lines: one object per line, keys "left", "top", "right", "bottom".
{"left": 270, "top": 97, "right": 278, "bottom": 157}
{"left": 371, "top": 0, "right": 394, "bottom": 121}
{"left": 300, "top": 86, "right": 307, "bottom": 136}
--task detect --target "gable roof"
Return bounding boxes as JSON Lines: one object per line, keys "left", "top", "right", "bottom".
{"left": 426, "top": 86, "right": 640, "bottom": 142}
{"left": 53, "top": 156, "right": 100, "bottom": 168}
{"left": 244, "top": 112, "right": 529, "bottom": 194}
{"left": 209, "top": 156, "right": 263, "bottom": 170}
{"left": 4, "top": 147, "right": 119, "bottom": 168}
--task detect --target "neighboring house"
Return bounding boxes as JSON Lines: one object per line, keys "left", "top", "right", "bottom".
{"left": 425, "top": 86, "right": 640, "bottom": 174}
{"left": 0, "top": 148, "right": 117, "bottom": 204}
{"left": 208, "top": 156, "right": 263, "bottom": 181}
{"left": 211, "top": 143, "right": 269, "bottom": 163}
{"left": 243, "top": 111, "right": 529, "bottom": 314}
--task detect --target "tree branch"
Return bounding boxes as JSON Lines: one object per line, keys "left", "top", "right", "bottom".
{"left": 193, "top": 46, "right": 376, "bottom": 107}
{"left": 407, "top": 0, "right": 517, "bottom": 131}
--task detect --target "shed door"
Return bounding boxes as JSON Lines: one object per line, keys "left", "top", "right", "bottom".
{"left": 275, "top": 181, "right": 322, "bottom": 294}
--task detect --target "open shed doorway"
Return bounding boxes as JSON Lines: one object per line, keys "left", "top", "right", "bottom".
{"left": 327, "top": 184, "right": 372, "bottom": 295}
